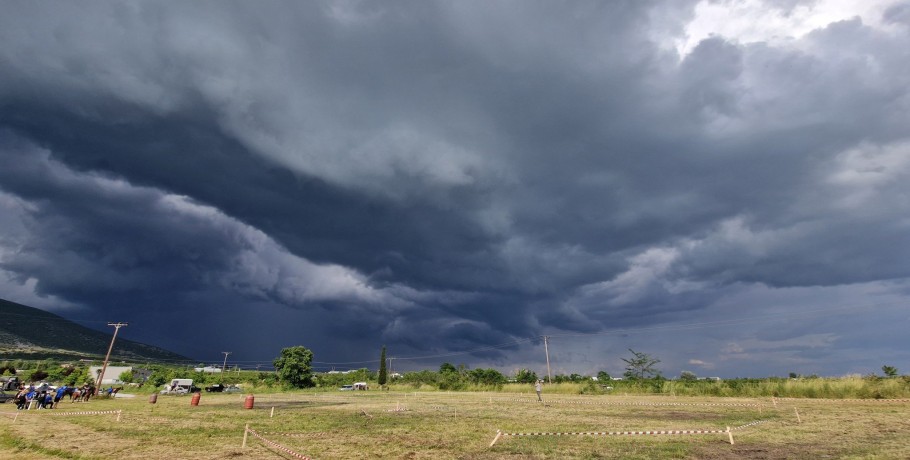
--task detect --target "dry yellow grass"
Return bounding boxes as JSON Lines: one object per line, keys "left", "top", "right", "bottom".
{"left": 1, "top": 390, "right": 908, "bottom": 459}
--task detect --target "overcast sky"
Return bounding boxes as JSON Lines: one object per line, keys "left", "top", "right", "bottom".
{"left": 2, "top": 0, "right": 909, "bottom": 378}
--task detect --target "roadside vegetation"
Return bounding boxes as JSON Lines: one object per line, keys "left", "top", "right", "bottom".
{"left": 2, "top": 354, "right": 908, "bottom": 399}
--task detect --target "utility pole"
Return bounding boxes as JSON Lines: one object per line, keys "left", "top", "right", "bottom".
{"left": 221, "top": 352, "right": 232, "bottom": 381}
{"left": 543, "top": 335, "right": 552, "bottom": 384}
{"left": 96, "top": 322, "right": 127, "bottom": 395}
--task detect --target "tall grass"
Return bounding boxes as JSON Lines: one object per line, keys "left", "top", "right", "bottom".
{"left": 660, "top": 375, "right": 910, "bottom": 398}
{"left": 448, "top": 376, "right": 910, "bottom": 399}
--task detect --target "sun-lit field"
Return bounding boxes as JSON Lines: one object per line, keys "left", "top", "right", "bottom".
{"left": 2, "top": 389, "right": 909, "bottom": 459}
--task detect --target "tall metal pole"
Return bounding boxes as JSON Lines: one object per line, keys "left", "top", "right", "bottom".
{"left": 96, "top": 322, "right": 127, "bottom": 395}
{"left": 543, "top": 336, "right": 552, "bottom": 384}
{"left": 222, "top": 352, "right": 232, "bottom": 381}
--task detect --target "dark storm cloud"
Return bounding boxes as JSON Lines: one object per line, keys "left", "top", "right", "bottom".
{"left": 1, "top": 1, "right": 909, "bottom": 375}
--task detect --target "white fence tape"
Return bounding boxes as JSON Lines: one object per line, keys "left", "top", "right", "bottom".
{"left": 773, "top": 397, "right": 909, "bottom": 403}
{"left": 490, "top": 397, "right": 763, "bottom": 407}
{"left": 3, "top": 409, "right": 122, "bottom": 422}
{"left": 490, "top": 426, "right": 736, "bottom": 446}
{"left": 244, "top": 427, "right": 313, "bottom": 460}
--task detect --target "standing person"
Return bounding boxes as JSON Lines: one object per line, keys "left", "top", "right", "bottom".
{"left": 535, "top": 380, "right": 543, "bottom": 402}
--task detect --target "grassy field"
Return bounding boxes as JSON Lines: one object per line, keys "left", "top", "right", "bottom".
{"left": 2, "top": 389, "right": 909, "bottom": 459}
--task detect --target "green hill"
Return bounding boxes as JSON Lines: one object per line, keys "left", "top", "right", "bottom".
{"left": 0, "top": 298, "right": 191, "bottom": 363}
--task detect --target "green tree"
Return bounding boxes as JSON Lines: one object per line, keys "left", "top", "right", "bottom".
{"left": 597, "top": 371, "right": 611, "bottom": 382}
{"left": 882, "top": 365, "right": 899, "bottom": 377}
{"left": 64, "top": 367, "right": 89, "bottom": 386}
{"left": 378, "top": 346, "right": 388, "bottom": 387}
{"left": 28, "top": 369, "right": 49, "bottom": 382}
{"left": 439, "top": 362, "right": 457, "bottom": 374}
{"left": 273, "top": 346, "right": 314, "bottom": 388}
{"left": 401, "top": 370, "right": 438, "bottom": 388}
{"left": 679, "top": 371, "right": 698, "bottom": 381}
{"left": 465, "top": 368, "right": 506, "bottom": 387}
{"left": 514, "top": 368, "right": 537, "bottom": 384}
{"left": 621, "top": 349, "right": 661, "bottom": 380}
{"left": 118, "top": 370, "right": 135, "bottom": 384}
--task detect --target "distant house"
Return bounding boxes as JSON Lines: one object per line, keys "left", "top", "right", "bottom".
{"left": 87, "top": 366, "right": 152, "bottom": 384}
{"left": 133, "top": 368, "right": 153, "bottom": 382}
{"left": 89, "top": 366, "right": 132, "bottom": 385}
{"left": 194, "top": 366, "right": 222, "bottom": 373}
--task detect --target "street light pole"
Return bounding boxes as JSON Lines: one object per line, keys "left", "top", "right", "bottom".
{"left": 96, "top": 322, "right": 127, "bottom": 395}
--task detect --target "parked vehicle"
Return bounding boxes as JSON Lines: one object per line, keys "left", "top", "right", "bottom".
{"left": 205, "top": 383, "right": 226, "bottom": 392}
{"left": 0, "top": 390, "right": 15, "bottom": 404}
{"left": 339, "top": 385, "right": 353, "bottom": 391}
{"left": 1, "top": 377, "right": 20, "bottom": 391}
{"left": 160, "top": 379, "right": 199, "bottom": 395}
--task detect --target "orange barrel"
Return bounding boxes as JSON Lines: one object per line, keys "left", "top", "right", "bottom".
{"left": 244, "top": 394, "right": 255, "bottom": 409}
{"left": 148, "top": 393, "right": 158, "bottom": 404}
{"left": 190, "top": 392, "right": 201, "bottom": 406}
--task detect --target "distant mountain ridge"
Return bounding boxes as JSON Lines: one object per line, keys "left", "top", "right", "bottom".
{"left": 0, "top": 298, "right": 191, "bottom": 362}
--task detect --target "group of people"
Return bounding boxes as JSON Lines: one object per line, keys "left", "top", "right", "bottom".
{"left": 12, "top": 383, "right": 97, "bottom": 410}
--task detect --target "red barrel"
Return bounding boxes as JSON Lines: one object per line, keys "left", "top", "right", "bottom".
{"left": 148, "top": 393, "right": 158, "bottom": 404}
{"left": 244, "top": 394, "right": 255, "bottom": 409}
{"left": 190, "top": 392, "right": 201, "bottom": 406}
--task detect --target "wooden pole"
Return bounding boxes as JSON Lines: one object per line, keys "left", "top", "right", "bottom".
{"left": 96, "top": 322, "right": 127, "bottom": 395}
{"left": 242, "top": 424, "right": 249, "bottom": 448}
{"left": 794, "top": 407, "right": 801, "bottom": 423}
{"left": 270, "top": 407, "right": 275, "bottom": 418}
{"left": 543, "top": 336, "right": 552, "bottom": 384}
{"left": 489, "top": 430, "right": 503, "bottom": 447}
{"left": 727, "top": 426, "right": 734, "bottom": 445}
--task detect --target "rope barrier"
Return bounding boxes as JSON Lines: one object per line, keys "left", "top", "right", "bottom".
{"left": 244, "top": 426, "right": 313, "bottom": 460}
{"left": 731, "top": 419, "right": 770, "bottom": 430}
{"left": 773, "top": 397, "right": 910, "bottom": 403}
{"left": 257, "top": 431, "right": 330, "bottom": 439}
{"left": 490, "top": 426, "right": 736, "bottom": 446}
{"left": 489, "top": 397, "right": 764, "bottom": 407}
{"left": 3, "top": 409, "right": 122, "bottom": 422}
